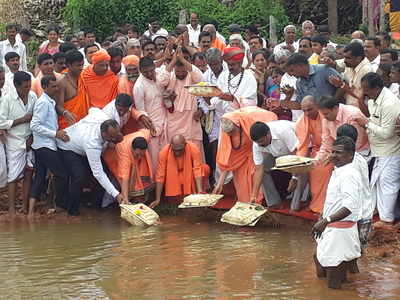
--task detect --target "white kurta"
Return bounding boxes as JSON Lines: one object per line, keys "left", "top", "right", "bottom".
{"left": 216, "top": 69, "right": 257, "bottom": 112}
{"left": 317, "top": 163, "right": 362, "bottom": 267}
{"left": 0, "top": 94, "right": 6, "bottom": 187}
{"left": 0, "top": 141, "right": 6, "bottom": 187}
{"left": 367, "top": 87, "right": 400, "bottom": 222}
{"left": 280, "top": 72, "right": 302, "bottom": 121}
{"left": 353, "top": 152, "right": 373, "bottom": 220}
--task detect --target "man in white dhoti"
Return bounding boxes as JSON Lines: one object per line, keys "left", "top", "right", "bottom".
{"left": 312, "top": 136, "right": 362, "bottom": 289}
{"left": 0, "top": 71, "right": 36, "bottom": 214}
{"left": 337, "top": 124, "right": 374, "bottom": 249}
{"left": 0, "top": 67, "right": 7, "bottom": 189}
{"left": 355, "top": 72, "right": 400, "bottom": 229}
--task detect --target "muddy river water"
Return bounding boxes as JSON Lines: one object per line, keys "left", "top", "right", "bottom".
{"left": 0, "top": 211, "right": 399, "bottom": 300}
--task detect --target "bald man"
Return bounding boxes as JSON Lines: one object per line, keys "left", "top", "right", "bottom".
{"left": 351, "top": 31, "right": 366, "bottom": 41}
{"left": 150, "top": 135, "right": 209, "bottom": 208}
{"left": 296, "top": 96, "right": 333, "bottom": 213}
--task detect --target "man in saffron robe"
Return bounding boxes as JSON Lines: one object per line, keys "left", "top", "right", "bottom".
{"left": 31, "top": 53, "right": 62, "bottom": 97}
{"left": 158, "top": 47, "right": 204, "bottom": 153}
{"left": 134, "top": 57, "right": 167, "bottom": 172}
{"left": 296, "top": 96, "right": 333, "bottom": 213}
{"left": 104, "top": 129, "right": 153, "bottom": 203}
{"left": 213, "top": 107, "right": 277, "bottom": 204}
{"left": 81, "top": 49, "right": 119, "bottom": 108}
{"left": 150, "top": 135, "right": 209, "bottom": 208}
{"left": 118, "top": 55, "right": 139, "bottom": 99}
{"left": 57, "top": 50, "right": 88, "bottom": 129}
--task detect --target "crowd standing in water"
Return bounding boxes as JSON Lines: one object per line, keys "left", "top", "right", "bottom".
{"left": 1, "top": 13, "right": 400, "bottom": 289}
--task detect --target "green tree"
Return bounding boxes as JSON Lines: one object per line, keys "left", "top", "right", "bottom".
{"left": 64, "top": 0, "right": 288, "bottom": 40}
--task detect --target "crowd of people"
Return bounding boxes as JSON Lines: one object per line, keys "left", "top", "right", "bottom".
{"left": 0, "top": 14, "right": 400, "bottom": 289}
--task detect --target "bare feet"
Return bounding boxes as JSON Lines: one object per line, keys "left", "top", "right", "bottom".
{"left": 373, "top": 221, "right": 394, "bottom": 230}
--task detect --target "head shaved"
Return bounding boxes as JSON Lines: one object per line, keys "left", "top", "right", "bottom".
{"left": 302, "top": 95, "right": 316, "bottom": 106}
{"left": 171, "top": 134, "right": 186, "bottom": 146}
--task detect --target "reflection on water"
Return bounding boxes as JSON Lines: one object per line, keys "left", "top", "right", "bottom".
{"left": 0, "top": 213, "right": 399, "bottom": 300}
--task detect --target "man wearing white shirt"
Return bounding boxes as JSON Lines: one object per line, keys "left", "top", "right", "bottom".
{"left": 0, "top": 71, "right": 36, "bottom": 214}
{"left": 187, "top": 13, "right": 201, "bottom": 47}
{"left": 102, "top": 93, "right": 151, "bottom": 131}
{"left": 102, "top": 94, "right": 133, "bottom": 129}
{"left": 0, "top": 67, "right": 6, "bottom": 189}
{"left": 363, "top": 37, "right": 381, "bottom": 72}
{"left": 143, "top": 18, "right": 168, "bottom": 41}
{"left": 57, "top": 109, "right": 125, "bottom": 215}
{"left": 312, "top": 136, "right": 362, "bottom": 289}
{"left": 249, "top": 120, "right": 299, "bottom": 207}
{"left": 337, "top": 124, "right": 373, "bottom": 249}
{"left": 2, "top": 52, "right": 21, "bottom": 96}
{"left": 0, "top": 24, "right": 27, "bottom": 73}
{"left": 107, "top": 47, "right": 126, "bottom": 77}
{"left": 273, "top": 25, "right": 298, "bottom": 55}
{"left": 29, "top": 75, "right": 70, "bottom": 216}
{"left": 197, "top": 48, "right": 227, "bottom": 180}
{"left": 355, "top": 73, "right": 400, "bottom": 228}
{"left": 80, "top": 43, "right": 100, "bottom": 68}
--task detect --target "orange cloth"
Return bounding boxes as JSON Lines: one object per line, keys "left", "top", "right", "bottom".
{"left": 155, "top": 142, "right": 209, "bottom": 197}
{"left": 211, "top": 38, "right": 226, "bottom": 52}
{"left": 31, "top": 72, "right": 62, "bottom": 97}
{"left": 91, "top": 49, "right": 111, "bottom": 64}
{"left": 58, "top": 76, "right": 90, "bottom": 129}
{"left": 104, "top": 129, "right": 152, "bottom": 193}
{"left": 223, "top": 47, "right": 245, "bottom": 61}
{"left": 81, "top": 65, "right": 119, "bottom": 108}
{"left": 122, "top": 55, "right": 139, "bottom": 67}
{"left": 296, "top": 113, "right": 333, "bottom": 213}
{"left": 217, "top": 107, "right": 277, "bottom": 203}
{"left": 118, "top": 75, "right": 134, "bottom": 98}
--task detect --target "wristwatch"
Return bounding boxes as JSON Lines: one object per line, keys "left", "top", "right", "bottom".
{"left": 326, "top": 216, "right": 332, "bottom": 223}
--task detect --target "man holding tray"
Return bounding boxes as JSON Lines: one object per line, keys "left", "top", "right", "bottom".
{"left": 249, "top": 120, "right": 299, "bottom": 208}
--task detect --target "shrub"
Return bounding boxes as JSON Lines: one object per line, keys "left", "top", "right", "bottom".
{"left": 64, "top": 0, "right": 288, "bottom": 41}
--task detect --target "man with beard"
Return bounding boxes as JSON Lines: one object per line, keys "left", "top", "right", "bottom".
{"left": 159, "top": 47, "right": 204, "bottom": 153}
{"left": 118, "top": 55, "right": 139, "bottom": 98}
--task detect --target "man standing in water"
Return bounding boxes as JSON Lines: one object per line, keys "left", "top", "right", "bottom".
{"left": 312, "top": 136, "right": 362, "bottom": 289}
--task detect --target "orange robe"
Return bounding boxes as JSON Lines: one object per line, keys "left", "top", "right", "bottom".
{"left": 211, "top": 38, "right": 226, "bottom": 52}
{"left": 81, "top": 65, "right": 119, "bottom": 108}
{"left": 155, "top": 142, "right": 209, "bottom": 197}
{"left": 118, "top": 75, "right": 134, "bottom": 99}
{"left": 58, "top": 76, "right": 90, "bottom": 130}
{"left": 31, "top": 72, "right": 62, "bottom": 97}
{"left": 104, "top": 129, "right": 153, "bottom": 196}
{"left": 296, "top": 113, "right": 333, "bottom": 213}
{"left": 217, "top": 107, "right": 277, "bottom": 204}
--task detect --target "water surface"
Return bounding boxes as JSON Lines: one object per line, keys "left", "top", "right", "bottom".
{"left": 0, "top": 212, "right": 399, "bottom": 300}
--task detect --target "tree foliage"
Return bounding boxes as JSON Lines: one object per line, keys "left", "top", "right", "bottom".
{"left": 64, "top": 0, "right": 288, "bottom": 40}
